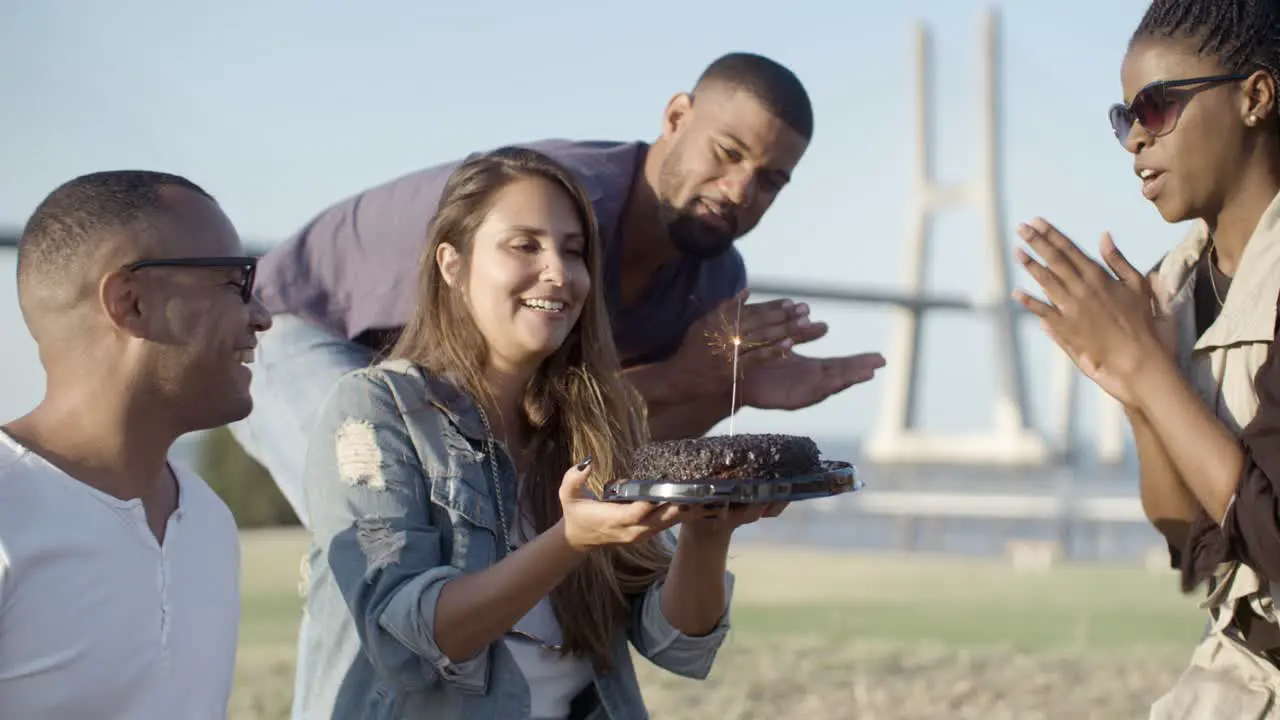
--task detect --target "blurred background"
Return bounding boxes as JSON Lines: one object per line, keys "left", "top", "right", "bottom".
{"left": 1, "top": 1, "right": 1208, "bottom": 717}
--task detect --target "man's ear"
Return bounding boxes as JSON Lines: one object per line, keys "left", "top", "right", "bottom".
{"left": 99, "top": 269, "right": 145, "bottom": 335}
{"left": 661, "top": 92, "right": 694, "bottom": 140}
{"left": 437, "top": 242, "right": 461, "bottom": 288}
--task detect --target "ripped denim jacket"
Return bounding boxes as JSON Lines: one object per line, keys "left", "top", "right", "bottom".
{"left": 292, "top": 358, "right": 733, "bottom": 720}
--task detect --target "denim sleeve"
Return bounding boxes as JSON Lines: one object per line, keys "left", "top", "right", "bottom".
{"left": 308, "top": 369, "right": 489, "bottom": 695}
{"left": 626, "top": 533, "right": 734, "bottom": 680}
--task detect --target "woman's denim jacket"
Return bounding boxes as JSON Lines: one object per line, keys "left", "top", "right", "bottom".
{"left": 293, "top": 359, "right": 734, "bottom": 719}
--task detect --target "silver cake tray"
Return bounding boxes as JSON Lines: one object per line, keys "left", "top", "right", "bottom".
{"left": 601, "top": 461, "right": 862, "bottom": 505}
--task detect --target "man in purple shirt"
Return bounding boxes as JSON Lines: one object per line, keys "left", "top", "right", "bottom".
{"left": 233, "top": 52, "right": 885, "bottom": 529}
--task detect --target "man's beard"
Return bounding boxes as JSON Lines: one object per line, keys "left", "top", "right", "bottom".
{"left": 658, "top": 200, "right": 737, "bottom": 260}
{"left": 656, "top": 147, "right": 737, "bottom": 260}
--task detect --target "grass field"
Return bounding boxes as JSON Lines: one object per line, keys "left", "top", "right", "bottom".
{"left": 232, "top": 529, "right": 1204, "bottom": 719}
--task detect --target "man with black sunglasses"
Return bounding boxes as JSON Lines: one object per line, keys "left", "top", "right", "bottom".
{"left": 0, "top": 170, "right": 272, "bottom": 719}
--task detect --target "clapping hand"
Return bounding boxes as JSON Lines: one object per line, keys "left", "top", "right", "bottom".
{"left": 739, "top": 350, "right": 885, "bottom": 411}
{"left": 667, "top": 290, "right": 826, "bottom": 400}
{"left": 1012, "top": 218, "right": 1168, "bottom": 406}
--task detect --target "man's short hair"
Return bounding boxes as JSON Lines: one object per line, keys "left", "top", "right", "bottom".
{"left": 17, "top": 170, "right": 213, "bottom": 297}
{"left": 693, "top": 52, "right": 814, "bottom": 140}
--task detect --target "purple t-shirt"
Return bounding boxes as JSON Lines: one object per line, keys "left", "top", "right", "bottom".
{"left": 255, "top": 138, "right": 746, "bottom": 365}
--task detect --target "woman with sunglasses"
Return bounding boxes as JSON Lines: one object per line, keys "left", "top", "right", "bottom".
{"left": 1012, "top": 0, "right": 1280, "bottom": 713}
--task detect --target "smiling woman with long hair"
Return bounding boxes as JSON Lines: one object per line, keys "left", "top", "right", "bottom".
{"left": 290, "top": 146, "right": 758, "bottom": 720}
{"left": 1012, "top": 0, "right": 1280, "bottom": 714}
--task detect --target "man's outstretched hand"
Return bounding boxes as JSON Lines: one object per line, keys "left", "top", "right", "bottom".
{"left": 739, "top": 351, "right": 886, "bottom": 411}
{"left": 657, "top": 289, "right": 826, "bottom": 403}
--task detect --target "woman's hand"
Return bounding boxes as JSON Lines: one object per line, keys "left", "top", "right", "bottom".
{"left": 679, "top": 501, "right": 790, "bottom": 541}
{"left": 1012, "top": 218, "right": 1170, "bottom": 407}
{"left": 558, "top": 458, "right": 683, "bottom": 552}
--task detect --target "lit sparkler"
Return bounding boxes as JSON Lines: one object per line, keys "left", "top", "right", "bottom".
{"left": 729, "top": 330, "right": 741, "bottom": 436}
{"left": 702, "top": 297, "right": 778, "bottom": 436}
{"left": 728, "top": 299, "right": 750, "bottom": 436}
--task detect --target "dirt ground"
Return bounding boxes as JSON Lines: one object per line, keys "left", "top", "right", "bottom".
{"left": 634, "top": 639, "right": 1186, "bottom": 719}
{"left": 231, "top": 531, "right": 1198, "bottom": 719}
{"left": 231, "top": 640, "right": 1187, "bottom": 719}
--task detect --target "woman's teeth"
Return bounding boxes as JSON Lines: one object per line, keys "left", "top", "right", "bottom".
{"left": 522, "top": 299, "right": 565, "bottom": 312}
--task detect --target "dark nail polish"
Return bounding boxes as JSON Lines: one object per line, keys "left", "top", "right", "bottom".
{"left": 576, "top": 455, "right": 593, "bottom": 471}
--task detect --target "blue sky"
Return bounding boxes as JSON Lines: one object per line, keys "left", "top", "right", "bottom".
{"left": 0, "top": 1, "right": 1178, "bottom": 458}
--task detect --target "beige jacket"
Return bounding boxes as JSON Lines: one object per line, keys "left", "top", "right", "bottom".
{"left": 1148, "top": 190, "right": 1280, "bottom": 718}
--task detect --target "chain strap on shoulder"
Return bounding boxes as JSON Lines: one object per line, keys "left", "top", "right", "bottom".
{"left": 475, "top": 404, "right": 513, "bottom": 554}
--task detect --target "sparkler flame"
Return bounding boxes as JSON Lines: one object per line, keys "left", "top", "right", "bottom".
{"left": 704, "top": 311, "right": 767, "bottom": 359}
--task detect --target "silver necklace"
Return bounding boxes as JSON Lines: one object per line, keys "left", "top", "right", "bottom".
{"left": 1207, "top": 236, "right": 1226, "bottom": 307}
{"left": 478, "top": 405, "right": 563, "bottom": 652}
{"left": 475, "top": 403, "right": 513, "bottom": 554}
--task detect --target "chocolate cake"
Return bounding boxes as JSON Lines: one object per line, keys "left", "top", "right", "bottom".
{"left": 630, "top": 433, "right": 822, "bottom": 483}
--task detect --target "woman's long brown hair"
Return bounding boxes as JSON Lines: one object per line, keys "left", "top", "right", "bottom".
{"left": 389, "top": 146, "right": 673, "bottom": 671}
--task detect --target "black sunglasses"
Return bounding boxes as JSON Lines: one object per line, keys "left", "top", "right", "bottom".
{"left": 1108, "top": 74, "right": 1249, "bottom": 145}
{"left": 123, "top": 256, "right": 258, "bottom": 303}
